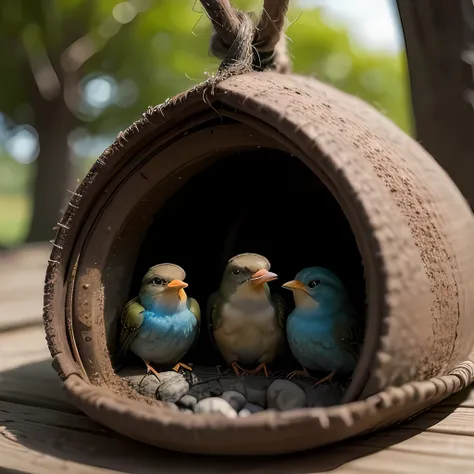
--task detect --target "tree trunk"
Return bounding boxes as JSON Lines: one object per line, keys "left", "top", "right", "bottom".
{"left": 396, "top": 0, "right": 474, "bottom": 209}
{"left": 26, "top": 93, "right": 76, "bottom": 242}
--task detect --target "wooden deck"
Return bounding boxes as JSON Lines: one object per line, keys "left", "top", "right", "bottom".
{"left": 1, "top": 244, "right": 474, "bottom": 473}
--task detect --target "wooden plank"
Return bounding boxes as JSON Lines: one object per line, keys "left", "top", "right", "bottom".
{"left": 2, "top": 403, "right": 474, "bottom": 474}
{"left": 407, "top": 406, "right": 474, "bottom": 436}
{"left": 0, "top": 243, "right": 49, "bottom": 332}
{"left": 439, "top": 385, "right": 474, "bottom": 408}
{"left": 0, "top": 326, "right": 78, "bottom": 414}
{"left": 0, "top": 326, "right": 51, "bottom": 372}
{"left": 0, "top": 269, "right": 46, "bottom": 295}
{"left": 0, "top": 299, "right": 45, "bottom": 333}
{"left": 0, "top": 358, "right": 79, "bottom": 414}
{"left": 0, "top": 243, "right": 50, "bottom": 270}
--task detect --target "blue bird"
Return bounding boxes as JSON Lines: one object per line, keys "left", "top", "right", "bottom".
{"left": 118, "top": 263, "right": 200, "bottom": 380}
{"left": 282, "top": 267, "right": 362, "bottom": 386}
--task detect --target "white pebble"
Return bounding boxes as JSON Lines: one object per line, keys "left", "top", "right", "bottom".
{"left": 194, "top": 397, "right": 238, "bottom": 418}
{"left": 177, "top": 394, "right": 197, "bottom": 410}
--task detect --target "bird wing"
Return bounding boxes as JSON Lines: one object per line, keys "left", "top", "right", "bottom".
{"left": 187, "top": 297, "right": 201, "bottom": 324}
{"left": 207, "top": 291, "right": 223, "bottom": 332}
{"left": 271, "top": 292, "right": 287, "bottom": 329}
{"left": 184, "top": 297, "right": 201, "bottom": 356}
{"left": 118, "top": 297, "right": 144, "bottom": 360}
{"left": 334, "top": 309, "right": 362, "bottom": 361}
{"left": 206, "top": 291, "right": 224, "bottom": 356}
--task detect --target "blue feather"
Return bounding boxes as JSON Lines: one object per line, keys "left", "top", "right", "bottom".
{"left": 130, "top": 298, "right": 198, "bottom": 366}
{"left": 284, "top": 267, "right": 360, "bottom": 375}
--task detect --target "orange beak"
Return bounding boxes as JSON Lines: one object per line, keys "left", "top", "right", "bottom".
{"left": 281, "top": 280, "right": 307, "bottom": 293}
{"left": 167, "top": 279, "right": 188, "bottom": 289}
{"left": 250, "top": 268, "right": 278, "bottom": 287}
{"left": 167, "top": 279, "right": 188, "bottom": 302}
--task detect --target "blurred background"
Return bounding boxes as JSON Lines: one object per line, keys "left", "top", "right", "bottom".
{"left": 0, "top": 0, "right": 410, "bottom": 247}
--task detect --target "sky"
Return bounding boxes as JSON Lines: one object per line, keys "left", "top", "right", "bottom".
{"left": 1, "top": 0, "right": 404, "bottom": 165}
{"left": 298, "top": 0, "right": 403, "bottom": 53}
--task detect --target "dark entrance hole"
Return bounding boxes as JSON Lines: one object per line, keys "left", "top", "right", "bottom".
{"left": 125, "top": 148, "right": 366, "bottom": 369}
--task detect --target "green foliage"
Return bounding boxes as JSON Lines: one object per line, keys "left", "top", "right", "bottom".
{"left": 0, "top": 0, "right": 410, "bottom": 134}
{"left": 0, "top": 0, "right": 410, "bottom": 245}
{"left": 288, "top": 8, "right": 411, "bottom": 133}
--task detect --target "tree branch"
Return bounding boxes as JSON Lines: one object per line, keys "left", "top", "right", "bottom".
{"left": 59, "top": 1, "right": 152, "bottom": 73}
{"left": 21, "top": 23, "right": 61, "bottom": 101}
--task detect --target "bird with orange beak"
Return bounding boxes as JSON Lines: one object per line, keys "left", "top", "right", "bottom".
{"left": 282, "top": 267, "right": 361, "bottom": 386}
{"left": 208, "top": 253, "right": 286, "bottom": 377}
{"left": 118, "top": 263, "right": 200, "bottom": 380}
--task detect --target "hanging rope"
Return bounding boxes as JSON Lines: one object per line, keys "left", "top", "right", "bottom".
{"left": 200, "top": 0, "right": 291, "bottom": 75}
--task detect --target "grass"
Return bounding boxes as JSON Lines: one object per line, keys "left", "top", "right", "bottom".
{"left": 0, "top": 194, "right": 30, "bottom": 246}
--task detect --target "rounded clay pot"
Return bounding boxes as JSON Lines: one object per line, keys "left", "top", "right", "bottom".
{"left": 44, "top": 71, "right": 474, "bottom": 455}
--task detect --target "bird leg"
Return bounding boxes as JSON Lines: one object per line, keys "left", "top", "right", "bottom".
{"left": 171, "top": 362, "right": 193, "bottom": 373}
{"left": 142, "top": 359, "right": 161, "bottom": 381}
{"left": 231, "top": 361, "right": 247, "bottom": 377}
{"left": 286, "top": 367, "right": 318, "bottom": 382}
{"left": 313, "top": 371, "right": 336, "bottom": 387}
{"left": 243, "top": 362, "right": 270, "bottom": 378}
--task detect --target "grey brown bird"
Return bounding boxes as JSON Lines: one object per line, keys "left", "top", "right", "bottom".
{"left": 208, "top": 253, "right": 286, "bottom": 377}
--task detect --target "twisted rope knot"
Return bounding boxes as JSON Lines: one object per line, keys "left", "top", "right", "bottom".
{"left": 201, "top": 0, "right": 291, "bottom": 75}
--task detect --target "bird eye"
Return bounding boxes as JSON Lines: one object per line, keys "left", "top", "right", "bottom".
{"left": 307, "top": 280, "right": 321, "bottom": 288}
{"left": 152, "top": 278, "right": 163, "bottom": 285}
{"left": 232, "top": 269, "right": 241, "bottom": 276}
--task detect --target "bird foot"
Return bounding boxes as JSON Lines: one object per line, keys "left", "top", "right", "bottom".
{"left": 286, "top": 368, "right": 318, "bottom": 382}
{"left": 243, "top": 362, "right": 270, "bottom": 378}
{"left": 313, "top": 371, "right": 336, "bottom": 387}
{"left": 143, "top": 360, "right": 161, "bottom": 381}
{"left": 231, "top": 362, "right": 247, "bottom": 377}
{"left": 171, "top": 362, "right": 193, "bottom": 373}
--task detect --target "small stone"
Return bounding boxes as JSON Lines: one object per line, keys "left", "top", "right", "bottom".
{"left": 267, "top": 379, "right": 307, "bottom": 411}
{"left": 244, "top": 378, "right": 271, "bottom": 407}
{"left": 179, "top": 408, "right": 194, "bottom": 415}
{"left": 239, "top": 402, "right": 264, "bottom": 417}
{"left": 157, "top": 372, "right": 189, "bottom": 403}
{"left": 221, "top": 391, "right": 247, "bottom": 411}
{"left": 177, "top": 394, "right": 197, "bottom": 410}
{"left": 157, "top": 371, "right": 182, "bottom": 383}
{"left": 219, "top": 379, "right": 247, "bottom": 397}
{"left": 188, "top": 379, "right": 222, "bottom": 401}
{"left": 162, "top": 401, "right": 179, "bottom": 412}
{"left": 207, "top": 380, "right": 222, "bottom": 396}
{"left": 119, "top": 367, "right": 161, "bottom": 399}
{"left": 243, "top": 402, "right": 264, "bottom": 413}
{"left": 194, "top": 397, "right": 238, "bottom": 418}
